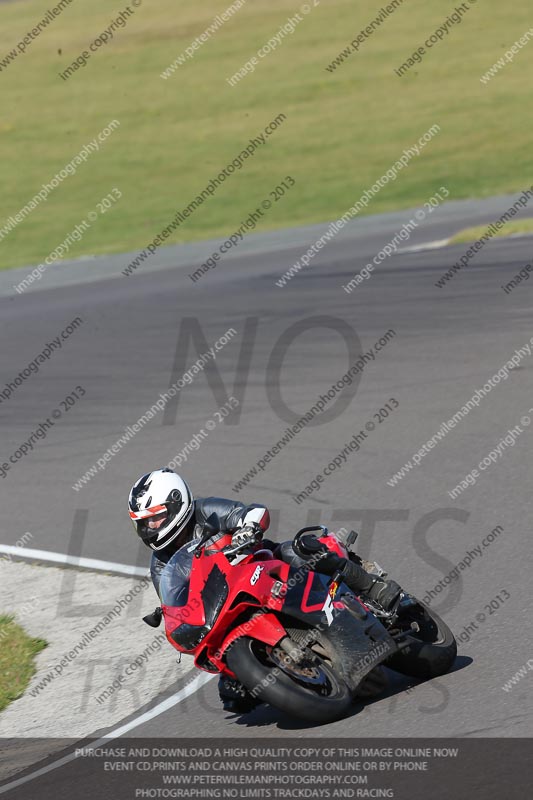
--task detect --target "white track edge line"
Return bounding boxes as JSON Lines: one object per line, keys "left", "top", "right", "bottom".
{"left": 0, "top": 545, "right": 148, "bottom": 577}
{"left": 396, "top": 238, "right": 450, "bottom": 254}
{"left": 0, "top": 671, "right": 215, "bottom": 795}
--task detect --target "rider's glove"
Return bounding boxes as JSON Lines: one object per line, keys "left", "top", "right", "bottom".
{"left": 231, "top": 523, "right": 262, "bottom": 547}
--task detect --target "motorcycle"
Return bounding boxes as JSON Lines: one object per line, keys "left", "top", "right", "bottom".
{"left": 146, "top": 515, "right": 457, "bottom": 723}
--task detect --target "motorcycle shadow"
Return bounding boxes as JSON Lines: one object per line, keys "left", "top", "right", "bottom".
{"left": 229, "top": 658, "right": 471, "bottom": 730}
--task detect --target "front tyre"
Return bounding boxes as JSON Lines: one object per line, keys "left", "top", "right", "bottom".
{"left": 385, "top": 598, "right": 457, "bottom": 679}
{"left": 226, "top": 636, "right": 352, "bottom": 724}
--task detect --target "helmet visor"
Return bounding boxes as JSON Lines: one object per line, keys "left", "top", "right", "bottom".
{"left": 145, "top": 509, "right": 169, "bottom": 530}
{"left": 131, "top": 505, "right": 170, "bottom": 545}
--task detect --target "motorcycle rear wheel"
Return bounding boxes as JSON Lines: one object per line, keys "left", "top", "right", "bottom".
{"left": 226, "top": 636, "right": 352, "bottom": 723}
{"left": 385, "top": 598, "right": 457, "bottom": 679}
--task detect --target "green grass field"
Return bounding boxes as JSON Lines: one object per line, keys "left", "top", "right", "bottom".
{"left": 0, "top": 0, "right": 532, "bottom": 269}
{"left": 0, "top": 615, "right": 47, "bottom": 711}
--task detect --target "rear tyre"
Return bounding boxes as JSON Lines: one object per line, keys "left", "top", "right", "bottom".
{"left": 226, "top": 636, "right": 352, "bottom": 723}
{"left": 386, "top": 599, "right": 457, "bottom": 679}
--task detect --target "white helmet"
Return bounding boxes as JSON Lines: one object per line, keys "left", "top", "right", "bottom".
{"left": 128, "top": 469, "right": 194, "bottom": 551}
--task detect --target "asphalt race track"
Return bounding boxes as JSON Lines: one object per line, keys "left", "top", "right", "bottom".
{"left": 1, "top": 193, "right": 533, "bottom": 740}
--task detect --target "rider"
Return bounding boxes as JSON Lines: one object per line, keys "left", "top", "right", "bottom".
{"left": 128, "top": 468, "right": 402, "bottom": 713}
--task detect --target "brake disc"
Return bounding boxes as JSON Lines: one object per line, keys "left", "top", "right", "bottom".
{"left": 268, "top": 645, "right": 327, "bottom": 686}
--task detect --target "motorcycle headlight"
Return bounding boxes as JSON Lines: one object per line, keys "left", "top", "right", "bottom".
{"left": 171, "top": 623, "right": 210, "bottom": 650}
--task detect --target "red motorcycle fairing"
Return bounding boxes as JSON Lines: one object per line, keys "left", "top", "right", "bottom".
{"left": 161, "top": 534, "right": 293, "bottom": 674}
{"left": 301, "top": 570, "right": 333, "bottom": 613}
{"left": 160, "top": 529, "right": 399, "bottom": 693}
{"left": 214, "top": 611, "right": 289, "bottom": 661}
{"left": 317, "top": 532, "right": 349, "bottom": 560}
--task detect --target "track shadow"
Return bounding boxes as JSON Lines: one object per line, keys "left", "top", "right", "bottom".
{"left": 228, "top": 658, "right": 471, "bottom": 730}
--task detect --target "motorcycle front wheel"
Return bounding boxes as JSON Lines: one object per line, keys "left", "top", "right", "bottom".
{"left": 226, "top": 636, "right": 352, "bottom": 723}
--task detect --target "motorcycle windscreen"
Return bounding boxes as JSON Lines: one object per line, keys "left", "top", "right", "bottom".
{"left": 160, "top": 542, "right": 229, "bottom": 651}
{"left": 159, "top": 537, "right": 202, "bottom": 608}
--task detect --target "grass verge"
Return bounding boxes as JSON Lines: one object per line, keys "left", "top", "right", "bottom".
{"left": 0, "top": 615, "right": 47, "bottom": 712}
{"left": 450, "top": 218, "right": 533, "bottom": 244}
